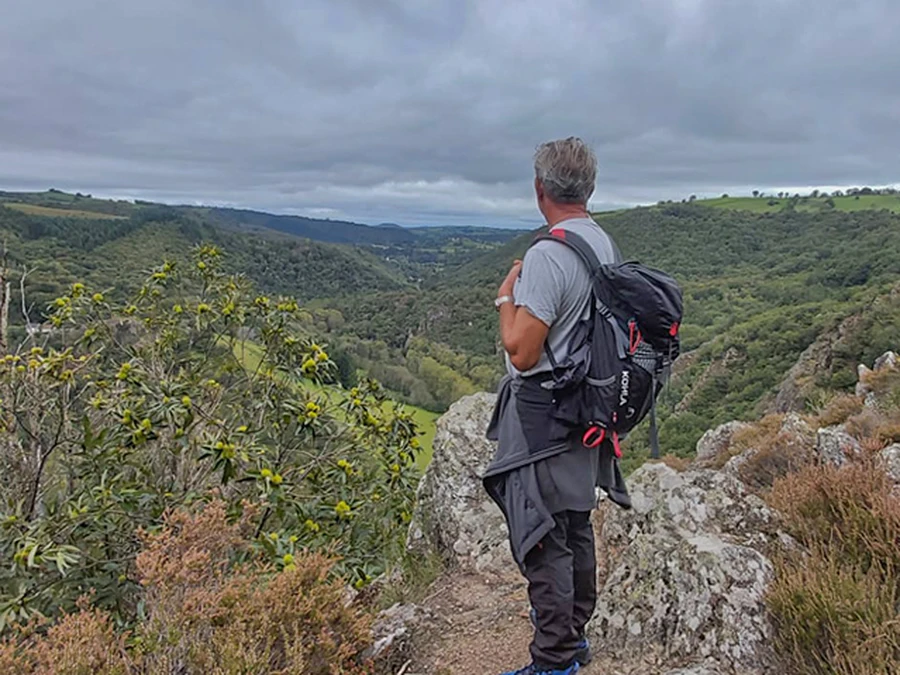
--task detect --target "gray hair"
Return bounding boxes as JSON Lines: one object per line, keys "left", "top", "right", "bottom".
{"left": 533, "top": 137, "right": 597, "bottom": 205}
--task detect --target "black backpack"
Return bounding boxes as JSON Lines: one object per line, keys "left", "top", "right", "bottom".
{"left": 531, "top": 227, "right": 683, "bottom": 459}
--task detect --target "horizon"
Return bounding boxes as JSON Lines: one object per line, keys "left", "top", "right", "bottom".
{"left": 3, "top": 183, "right": 899, "bottom": 231}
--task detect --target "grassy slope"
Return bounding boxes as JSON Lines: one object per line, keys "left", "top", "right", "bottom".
{"left": 4, "top": 203, "right": 128, "bottom": 219}
{"left": 232, "top": 341, "right": 439, "bottom": 471}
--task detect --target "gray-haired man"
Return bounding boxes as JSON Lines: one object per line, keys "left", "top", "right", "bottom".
{"left": 484, "top": 137, "right": 630, "bottom": 675}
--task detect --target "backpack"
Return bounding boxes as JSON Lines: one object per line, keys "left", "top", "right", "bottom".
{"left": 530, "top": 227, "right": 683, "bottom": 460}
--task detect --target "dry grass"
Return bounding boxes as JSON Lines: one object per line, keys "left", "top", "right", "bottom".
{"left": 813, "top": 394, "right": 865, "bottom": 428}
{"left": 653, "top": 454, "right": 692, "bottom": 472}
{"left": 0, "top": 501, "right": 375, "bottom": 675}
{"left": 845, "top": 407, "right": 900, "bottom": 448}
{"left": 737, "top": 431, "right": 815, "bottom": 493}
{"left": 766, "top": 461, "right": 900, "bottom": 675}
{"left": 707, "top": 414, "right": 786, "bottom": 469}
{"left": 860, "top": 366, "right": 900, "bottom": 401}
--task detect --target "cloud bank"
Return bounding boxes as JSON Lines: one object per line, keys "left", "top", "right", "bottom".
{"left": 2, "top": 0, "right": 898, "bottom": 226}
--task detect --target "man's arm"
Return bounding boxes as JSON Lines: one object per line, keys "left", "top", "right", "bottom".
{"left": 498, "top": 302, "right": 549, "bottom": 371}
{"left": 496, "top": 255, "right": 553, "bottom": 372}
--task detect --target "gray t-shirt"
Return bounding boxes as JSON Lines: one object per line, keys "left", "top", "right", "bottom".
{"left": 506, "top": 216, "right": 618, "bottom": 513}
{"left": 505, "top": 217, "right": 618, "bottom": 378}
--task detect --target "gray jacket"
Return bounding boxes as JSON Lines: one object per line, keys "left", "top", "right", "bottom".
{"left": 482, "top": 375, "right": 631, "bottom": 566}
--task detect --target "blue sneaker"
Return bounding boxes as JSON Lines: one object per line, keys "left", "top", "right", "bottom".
{"left": 528, "top": 608, "right": 592, "bottom": 666}
{"left": 574, "top": 637, "right": 592, "bottom": 666}
{"left": 499, "top": 664, "right": 579, "bottom": 675}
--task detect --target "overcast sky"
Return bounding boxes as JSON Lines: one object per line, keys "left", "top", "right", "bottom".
{"left": 1, "top": 0, "right": 899, "bottom": 227}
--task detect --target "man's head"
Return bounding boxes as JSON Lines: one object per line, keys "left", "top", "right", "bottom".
{"left": 533, "top": 137, "right": 597, "bottom": 222}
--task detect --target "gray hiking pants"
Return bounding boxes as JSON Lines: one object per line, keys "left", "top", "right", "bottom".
{"left": 523, "top": 510, "right": 596, "bottom": 669}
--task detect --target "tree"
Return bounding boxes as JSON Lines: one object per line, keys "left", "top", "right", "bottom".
{"left": 752, "top": 190, "right": 760, "bottom": 198}
{"left": 689, "top": 195, "right": 697, "bottom": 202}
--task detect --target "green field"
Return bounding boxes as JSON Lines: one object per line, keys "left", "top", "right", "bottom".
{"left": 232, "top": 340, "right": 439, "bottom": 471}
{"left": 698, "top": 194, "right": 900, "bottom": 214}
{"left": 3, "top": 202, "right": 128, "bottom": 220}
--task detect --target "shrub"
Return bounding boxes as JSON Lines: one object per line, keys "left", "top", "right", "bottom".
{"left": 136, "top": 500, "right": 373, "bottom": 675}
{"left": 766, "top": 461, "right": 900, "bottom": 674}
{"left": 0, "top": 501, "right": 374, "bottom": 674}
{"left": 0, "top": 246, "right": 422, "bottom": 629}
{"left": 0, "top": 596, "right": 133, "bottom": 675}
{"left": 845, "top": 407, "right": 900, "bottom": 448}
{"left": 860, "top": 365, "right": 900, "bottom": 401}
{"left": 708, "top": 414, "right": 786, "bottom": 469}
{"left": 813, "top": 393, "right": 865, "bottom": 428}
{"left": 767, "top": 547, "right": 900, "bottom": 675}
{"left": 737, "top": 431, "right": 815, "bottom": 493}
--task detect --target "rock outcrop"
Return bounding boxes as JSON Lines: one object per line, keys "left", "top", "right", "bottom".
{"left": 882, "top": 443, "right": 900, "bottom": 483}
{"left": 815, "top": 425, "right": 862, "bottom": 466}
{"left": 694, "top": 421, "right": 751, "bottom": 464}
{"left": 404, "top": 351, "right": 898, "bottom": 673}
{"left": 769, "top": 311, "right": 867, "bottom": 413}
{"left": 407, "top": 392, "right": 513, "bottom": 574}
{"left": 589, "top": 464, "right": 777, "bottom": 674}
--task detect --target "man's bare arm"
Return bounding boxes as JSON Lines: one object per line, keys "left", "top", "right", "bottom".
{"left": 497, "top": 260, "right": 550, "bottom": 371}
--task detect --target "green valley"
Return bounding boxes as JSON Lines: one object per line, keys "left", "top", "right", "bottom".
{"left": 3, "top": 188, "right": 900, "bottom": 470}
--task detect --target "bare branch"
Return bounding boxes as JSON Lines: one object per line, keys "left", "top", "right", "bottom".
{"left": 20, "top": 265, "right": 33, "bottom": 328}
{"left": 0, "top": 242, "right": 9, "bottom": 354}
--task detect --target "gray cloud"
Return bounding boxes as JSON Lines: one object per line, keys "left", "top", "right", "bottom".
{"left": 1, "top": 0, "right": 898, "bottom": 226}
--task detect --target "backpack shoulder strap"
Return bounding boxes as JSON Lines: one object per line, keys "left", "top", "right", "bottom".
{"left": 531, "top": 226, "right": 630, "bottom": 360}
{"left": 530, "top": 227, "right": 623, "bottom": 270}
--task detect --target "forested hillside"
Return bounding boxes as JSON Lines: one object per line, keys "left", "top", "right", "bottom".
{"left": 328, "top": 203, "right": 900, "bottom": 462}
{"left": 4, "top": 190, "right": 900, "bottom": 463}
{"left": 0, "top": 193, "right": 521, "bottom": 415}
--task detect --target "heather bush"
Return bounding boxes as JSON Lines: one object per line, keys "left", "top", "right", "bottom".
{"left": 767, "top": 461, "right": 900, "bottom": 674}
{"left": 0, "top": 501, "right": 374, "bottom": 674}
{"left": 845, "top": 407, "right": 900, "bottom": 448}
{"left": 136, "top": 500, "right": 373, "bottom": 674}
{"left": 0, "top": 246, "right": 422, "bottom": 630}
{"left": 812, "top": 393, "right": 865, "bottom": 428}
{"left": 736, "top": 429, "right": 815, "bottom": 493}
{"left": 707, "top": 413, "right": 785, "bottom": 469}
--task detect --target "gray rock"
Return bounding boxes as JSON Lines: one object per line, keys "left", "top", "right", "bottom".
{"left": 590, "top": 464, "right": 777, "bottom": 673}
{"left": 779, "top": 412, "right": 814, "bottom": 441}
{"left": 856, "top": 364, "right": 874, "bottom": 397}
{"left": 366, "top": 603, "right": 432, "bottom": 671}
{"left": 695, "top": 421, "right": 751, "bottom": 463}
{"left": 874, "top": 351, "right": 898, "bottom": 372}
{"left": 881, "top": 444, "right": 900, "bottom": 483}
{"left": 662, "top": 666, "right": 724, "bottom": 675}
{"left": 815, "top": 425, "right": 861, "bottom": 467}
{"left": 407, "top": 392, "right": 513, "bottom": 573}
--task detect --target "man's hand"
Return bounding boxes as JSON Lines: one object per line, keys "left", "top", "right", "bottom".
{"left": 498, "top": 259, "right": 523, "bottom": 298}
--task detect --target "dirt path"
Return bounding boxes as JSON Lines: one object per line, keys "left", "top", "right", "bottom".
{"left": 408, "top": 571, "right": 609, "bottom": 675}
{"left": 398, "top": 510, "right": 661, "bottom": 675}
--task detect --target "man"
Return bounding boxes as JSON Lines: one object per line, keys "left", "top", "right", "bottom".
{"left": 484, "top": 137, "right": 631, "bottom": 675}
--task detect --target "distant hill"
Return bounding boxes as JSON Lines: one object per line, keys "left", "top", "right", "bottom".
{"left": 195, "top": 207, "right": 419, "bottom": 245}
{"left": 0, "top": 190, "right": 525, "bottom": 248}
